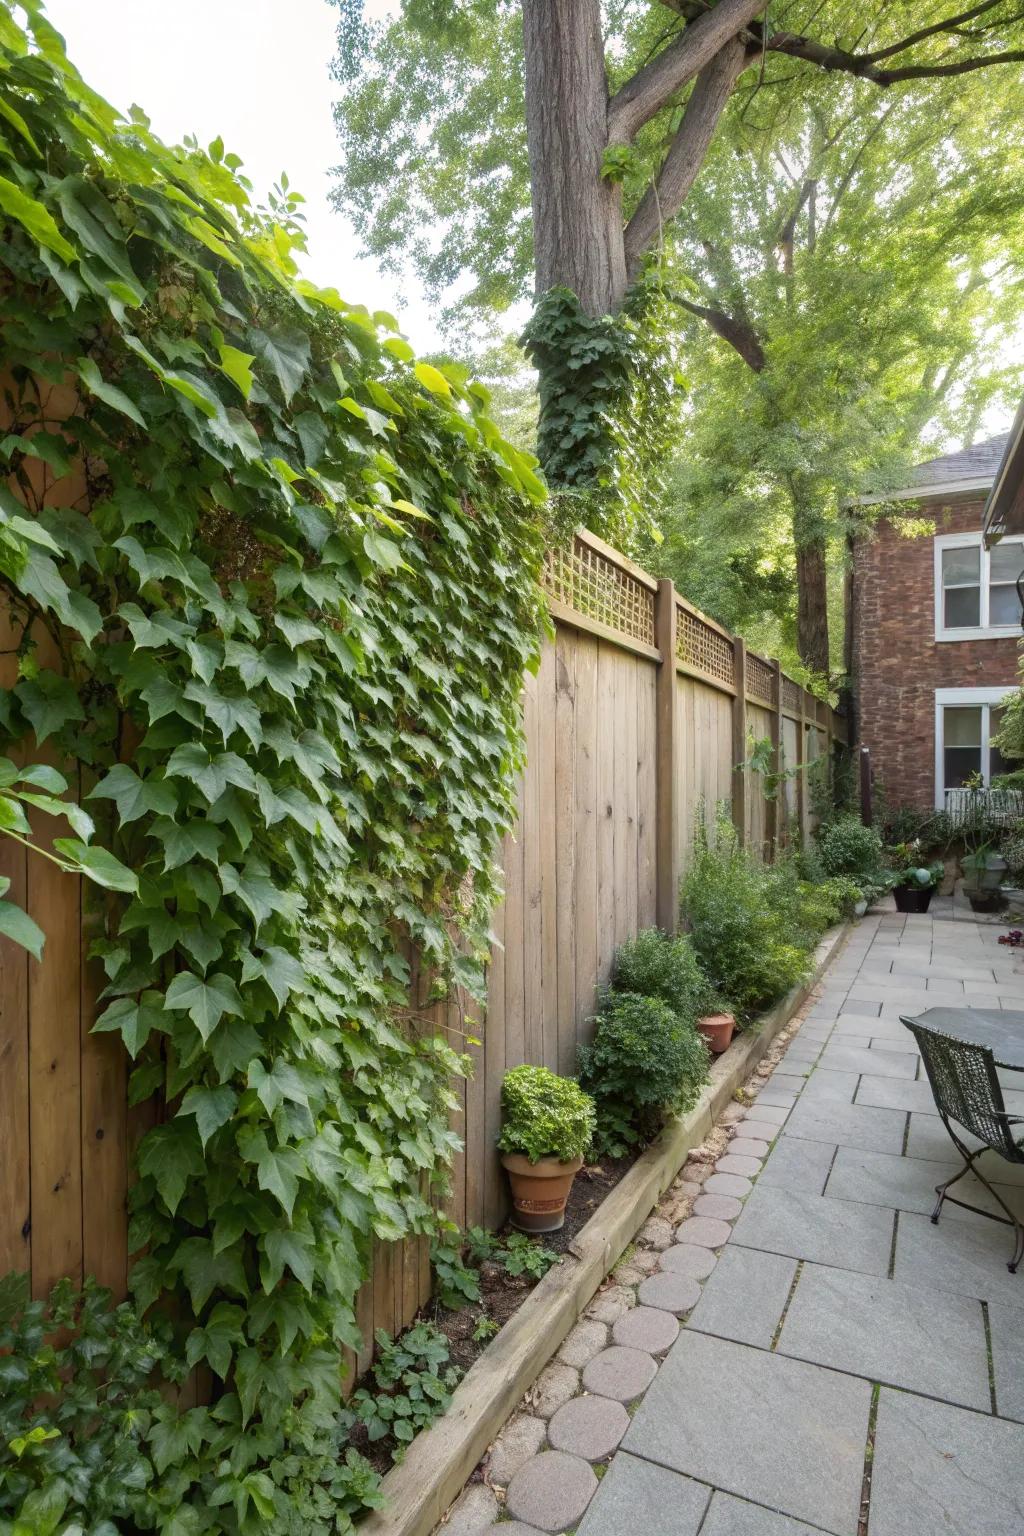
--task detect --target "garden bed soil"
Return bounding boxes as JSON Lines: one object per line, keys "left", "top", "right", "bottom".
{"left": 432, "top": 1152, "right": 636, "bottom": 1374}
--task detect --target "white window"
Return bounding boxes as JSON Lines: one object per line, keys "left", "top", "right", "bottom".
{"left": 934, "top": 532, "right": 1024, "bottom": 640}
{"left": 934, "top": 687, "right": 1015, "bottom": 808}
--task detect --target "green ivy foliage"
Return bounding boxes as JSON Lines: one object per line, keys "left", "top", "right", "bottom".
{"left": 520, "top": 280, "right": 681, "bottom": 556}
{"left": 0, "top": 5, "right": 544, "bottom": 1528}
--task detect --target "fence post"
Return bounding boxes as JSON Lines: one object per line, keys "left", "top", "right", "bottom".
{"left": 731, "top": 637, "right": 747, "bottom": 846}
{"left": 794, "top": 686, "right": 807, "bottom": 849}
{"left": 766, "top": 658, "right": 783, "bottom": 856}
{"left": 654, "top": 579, "right": 678, "bottom": 932}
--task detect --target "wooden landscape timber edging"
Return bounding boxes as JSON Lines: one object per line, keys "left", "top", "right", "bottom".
{"left": 360, "top": 919, "right": 852, "bottom": 1536}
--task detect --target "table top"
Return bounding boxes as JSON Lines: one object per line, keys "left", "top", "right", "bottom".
{"left": 901, "top": 1007, "right": 1024, "bottom": 1072}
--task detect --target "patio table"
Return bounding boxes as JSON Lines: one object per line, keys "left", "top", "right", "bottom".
{"left": 901, "top": 1006, "right": 1024, "bottom": 1072}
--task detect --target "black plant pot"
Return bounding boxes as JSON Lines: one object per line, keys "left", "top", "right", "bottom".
{"left": 893, "top": 884, "right": 934, "bottom": 914}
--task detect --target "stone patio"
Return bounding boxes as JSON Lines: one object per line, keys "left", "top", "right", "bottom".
{"left": 438, "top": 910, "right": 1024, "bottom": 1536}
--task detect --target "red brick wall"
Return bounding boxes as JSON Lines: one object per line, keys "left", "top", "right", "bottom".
{"left": 851, "top": 499, "right": 1021, "bottom": 812}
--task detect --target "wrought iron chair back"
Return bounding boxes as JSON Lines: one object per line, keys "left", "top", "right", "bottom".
{"left": 903, "top": 1019, "right": 1024, "bottom": 1161}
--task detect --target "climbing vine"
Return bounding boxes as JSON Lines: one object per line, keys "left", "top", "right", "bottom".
{"left": 0, "top": 4, "right": 545, "bottom": 1529}
{"left": 520, "top": 276, "right": 682, "bottom": 556}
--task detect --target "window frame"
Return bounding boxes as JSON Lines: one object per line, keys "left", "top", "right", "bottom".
{"left": 933, "top": 531, "right": 1024, "bottom": 641}
{"left": 933, "top": 686, "right": 1016, "bottom": 809}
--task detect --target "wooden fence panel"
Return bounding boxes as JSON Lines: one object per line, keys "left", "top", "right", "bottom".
{"left": 4, "top": 522, "right": 848, "bottom": 1378}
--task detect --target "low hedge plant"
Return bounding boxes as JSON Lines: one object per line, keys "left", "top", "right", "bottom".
{"left": 611, "top": 928, "right": 725, "bottom": 1021}
{"left": 578, "top": 993, "right": 710, "bottom": 1157}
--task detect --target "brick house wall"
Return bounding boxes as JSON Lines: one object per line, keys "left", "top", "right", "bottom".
{"left": 851, "top": 498, "right": 1021, "bottom": 812}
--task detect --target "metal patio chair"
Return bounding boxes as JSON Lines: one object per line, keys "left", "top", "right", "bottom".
{"left": 901, "top": 1015, "right": 1024, "bottom": 1273}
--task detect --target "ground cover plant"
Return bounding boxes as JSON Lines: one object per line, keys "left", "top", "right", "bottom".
{"left": 0, "top": 7, "right": 545, "bottom": 1531}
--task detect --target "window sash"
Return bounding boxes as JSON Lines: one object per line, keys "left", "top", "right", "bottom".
{"left": 935, "top": 535, "right": 1024, "bottom": 635}
{"left": 938, "top": 701, "right": 1008, "bottom": 793}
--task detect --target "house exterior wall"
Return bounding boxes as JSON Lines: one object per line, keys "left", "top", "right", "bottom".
{"left": 851, "top": 498, "right": 1021, "bottom": 812}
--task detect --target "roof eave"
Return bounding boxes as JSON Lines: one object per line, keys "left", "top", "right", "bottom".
{"left": 983, "top": 397, "right": 1024, "bottom": 545}
{"left": 855, "top": 476, "right": 994, "bottom": 508}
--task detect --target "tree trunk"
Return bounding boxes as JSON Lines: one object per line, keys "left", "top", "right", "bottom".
{"left": 795, "top": 538, "right": 830, "bottom": 676}
{"left": 522, "top": 0, "right": 628, "bottom": 316}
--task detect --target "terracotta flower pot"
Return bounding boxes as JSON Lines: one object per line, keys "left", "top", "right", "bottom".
{"left": 500, "top": 1152, "right": 583, "bottom": 1232}
{"left": 697, "top": 1012, "right": 736, "bottom": 1055}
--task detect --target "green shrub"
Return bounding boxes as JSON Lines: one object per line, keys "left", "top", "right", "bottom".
{"left": 612, "top": 928, "right": 724, "bottom": 1019}
{"left": 681, "top": 821, "right": 817, "bottom": 1017}
{"left": 817, "top": 815, "right": 884, "bottom": 879}
{"left": 497, "top": 1066, "right": 596, "bottom": 1164}
{"left": 578, "top": 993, "right": 710, "bottom": 1156}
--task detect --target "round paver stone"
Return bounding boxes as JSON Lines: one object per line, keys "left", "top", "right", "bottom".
{"left": 704, "top": 1170, "right": 752, "bottom": 1198}
{"left": 581, "top": 1345, "right": 657, "bottom": 1401}
{"left": 557, "top": 1319, "right": 608, "bottom": 1369}
{"left": 486, "top": 1413, "right": 548, "bottom": 1485}
{"left": 499, "top": 1526, "right": 546, "bottom": 1535}
{"left": 675, "top": 1214, "right": 733, "bottom": 1248}
{"left": 660, "top": 1242, "right": 717, "bottom": 1280}
{"left": 506, "top": 1451, "right": 598, "bottom": 1533}
{"left": 637, "top": 1270, "right": 702, "bottom": 1316}
{"left": 531, "top": 1362, "right": 580, "bottom": 1418}
{"left": 740, "top": 1119, "right": 779, "bottom": 1142}
{"left": 694, "top": 1192, "right": 742, "bottom": 1221}
{"left": 547, "top": 1394, "right": 629, "bottom": 1460}
{"left": 442, "top": 1482, "right": 500, "bottom": 1535}
{"left": 612, "top": 1304, "right": 679, "bottom": 1353}
{"left": 729, "top": 1136, "right": 769, "bottom": 1158}
{"left": 716, "top": 1153, "right": 762, "bottom": 1177}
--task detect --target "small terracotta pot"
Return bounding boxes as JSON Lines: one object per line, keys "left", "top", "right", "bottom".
{"left": 501, "top": 1152, "right": 583, "bottom": 1232}
{"left": 697, "top": 1012, "right": 736, "bottom": 1055}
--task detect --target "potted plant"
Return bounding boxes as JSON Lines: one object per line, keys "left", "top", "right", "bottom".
{"left": 497, "top": 1065, "right": 596, "bottom": 1232}
{"left": 885, "top": 844, "right": 943, "bottom": 912}
{"left": 610, "top": 928, "right": 736, "bottom": 1054}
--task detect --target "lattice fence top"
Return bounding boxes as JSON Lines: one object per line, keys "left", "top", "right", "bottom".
{"left": 676, "top": 605, "right": 734, "bottom": 687}
{"left": 747, "top": 653, "right": 775, "bottom": 705}
{"left": 782, "top": 678, "right": 803, "bottom": 715}
{"left": 543, "top": 538, "right": 656, "bottom": 647}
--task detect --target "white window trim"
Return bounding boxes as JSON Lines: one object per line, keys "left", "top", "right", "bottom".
{"left": 934, "top": 531, "right": 1024, "bottom": 641}
{"left": 933, "top": 686, "right": 1016, "bottom": 809}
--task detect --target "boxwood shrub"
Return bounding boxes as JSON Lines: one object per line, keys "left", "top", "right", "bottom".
{"left": 497, "top": 1065, "right": 596, "bottom": 1164}
{"left": 578, "top": 993, "right": 710, "bottom": 1156}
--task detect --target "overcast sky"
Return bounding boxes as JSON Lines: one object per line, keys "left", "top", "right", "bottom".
{"left": 44, "top": 0, "right": 443, "bottom": 350}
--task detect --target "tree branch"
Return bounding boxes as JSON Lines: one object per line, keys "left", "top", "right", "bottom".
{"left": 607, "top": 0, "right": 766, "bottom": 144}
{"left": 624, "top": 36, "right": 748, "bottom": 276}
{"left": 763, "top": 28, "right": 1024, "bottom": 84}
{"left": 859, "top": 0, "right": 1005, "bottom": 62}
{"left": 667, "top": 291, "right": 767, "bottom": 371}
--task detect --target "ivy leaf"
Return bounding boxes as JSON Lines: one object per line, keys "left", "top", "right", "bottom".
{"left": 165, "top": 744, "right": 230, "bottom": 803}
{"left": 0, "top": 899, "right": 45, "bottom": 959}
{"left": 16, "top": 673, "right": 86, "bottom": 744}
{"left": 179, "top": 1083, "right": 237, "bottom": 1148}
{"left": 77, "top": 356, "right": 146, "bottom": 428}
{"left": 149, "top": 816, "right": 224, "bottom": 872}
{"left": 172, "top": 1235, "right": 248, "bottom": 1311}
{"left": 164, "top": 970, "right": 243, "bottom": 1042}
{"left": 0, "top": 174, "right": 77, "bottom": 263}
{"left": 185, "top": 1302, "right": 246, "bottom": 1379}
{"left": 55, "top": 175, "right": 142, "bottom": 290}
{"left": 92, "top": 990, "right": 165, "bottom": 1058}
{"left": 217, "top": 344, "right": 255, "bottom": 399}
{"left": 52, "top": 838, "right": 139, "bottom": 893}
{"left": 88, "top": 763, "right": 178, "bottom": 824}
{"left": 259, "top": 1229, "right": 315, "bottom": 1295}
{"left": 137, "top": 1119, "right": 205, "bottom": 1215}
{"left": 414, "top": 361, "right": 452, "bottom": 397}
{"left": 247, "top": 1058, "right": 309, "bottom": 1116}
{"left": 250, "top": 325, "right": 311, "bottom": 405}
{"left": 209, "top": 1018, "right": 262, "bottom": 1082}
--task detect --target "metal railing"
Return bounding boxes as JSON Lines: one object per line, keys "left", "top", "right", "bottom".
{"left": 943, "top": 787, "right": 1024, "bottom": 826}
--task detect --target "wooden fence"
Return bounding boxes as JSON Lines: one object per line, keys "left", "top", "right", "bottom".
{"left": 0, "top": 524, "right": 846, "bottom": 1376}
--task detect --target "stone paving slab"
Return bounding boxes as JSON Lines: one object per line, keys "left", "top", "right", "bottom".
{"left": 622, "top": 1331, "right": 871, "bottom": 1536}
{"left": 783, "top": 1097, "right": 906, "bottom": 1153}
{"left": 686, "top": 1244, "right": 796, "bottom": 1349}
{"left": 892, "top": 1209, "right": 1024, "bottom": 1308}
{"left": 869, "top": 1388, "right": 1024, "bottom": 1536}
{"left": 777, "top": 1262, "right": 991, "bottom": 1410}
{"left": 731, "top": 1184, "right": 895, "bottom": 1274}
{"left": 798, "top": 1068, "right": 859, "bottom": 1104}
{"left": 816, "top": 1041, "right": 919, "bottom": 1079}
{"left": 575, "top": 1452, "right": 710, "bottom": 1536}
{"left": 700, "top": 1492, "right": 836, "bottom": 1536}
{"left": 987, "top": 1302, "right": 1024, "bottom": 1422}
{"left": 756, "top": 1135, "right": 836, "bottom": 1195}
{"left": 824, "top": 1144, "right": 1023, "bottom": 1226}
{"left": 854, "top": 1074, "right": 937, "bottom": 1114}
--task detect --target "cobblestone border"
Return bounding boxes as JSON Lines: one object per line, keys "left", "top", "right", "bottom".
{"left": 360, "top": 923, "right": 851, "bottom": 1536}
